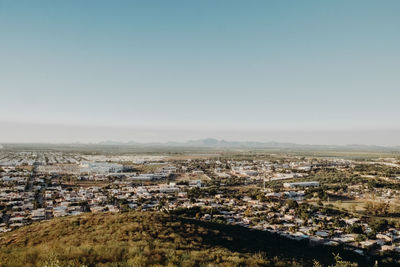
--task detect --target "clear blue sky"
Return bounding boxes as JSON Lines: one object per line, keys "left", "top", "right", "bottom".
{"left": 1, "top": 1, "right": 399, "bottom": 144}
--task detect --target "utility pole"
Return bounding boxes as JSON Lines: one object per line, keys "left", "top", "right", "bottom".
{"left": 263, "top": 176, "right": 266, "bottom": 191}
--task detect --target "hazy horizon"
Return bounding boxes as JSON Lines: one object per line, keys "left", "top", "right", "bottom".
{"left": 1, "top": 122, "right": 399, "bottom": 146}
{"left": 1, "top": 1, "right": 399, "bottom": 145}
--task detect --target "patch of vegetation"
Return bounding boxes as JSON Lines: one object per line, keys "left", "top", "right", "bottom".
{"left": 0, "top": 211, "right": 376, "bottom": 267}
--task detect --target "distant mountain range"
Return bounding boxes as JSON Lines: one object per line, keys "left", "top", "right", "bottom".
{"left": 96, "top": 138, "right": 400, "bottom": 151}
{"left": 2, "top": 138, "right": 399, "bottom": 151}
{"left": 97, "top": 138, "right": 300, "bottom": 148}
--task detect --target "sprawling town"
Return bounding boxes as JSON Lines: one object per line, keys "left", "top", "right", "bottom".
{"left": 0, "top": 148, "right": 399, "bottom": 264}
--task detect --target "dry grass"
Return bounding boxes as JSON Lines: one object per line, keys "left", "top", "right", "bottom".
{"left": 0, "top": 211, "right": 297, "bottom": 267}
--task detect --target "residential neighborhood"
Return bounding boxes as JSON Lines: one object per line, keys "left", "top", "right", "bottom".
{"left": 1, "top": 150, "right": 399, "bottom": 264}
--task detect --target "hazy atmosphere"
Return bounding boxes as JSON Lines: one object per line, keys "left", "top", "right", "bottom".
{"left": 1, "top": 122, "right": 400, "bottom": 146}
{"left": 1, "top": 0, "right": 399, "bottom": 145}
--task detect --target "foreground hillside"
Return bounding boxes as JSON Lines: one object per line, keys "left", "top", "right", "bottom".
{"left": 0, "top": 211, "right": 368, "bottom": 267}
